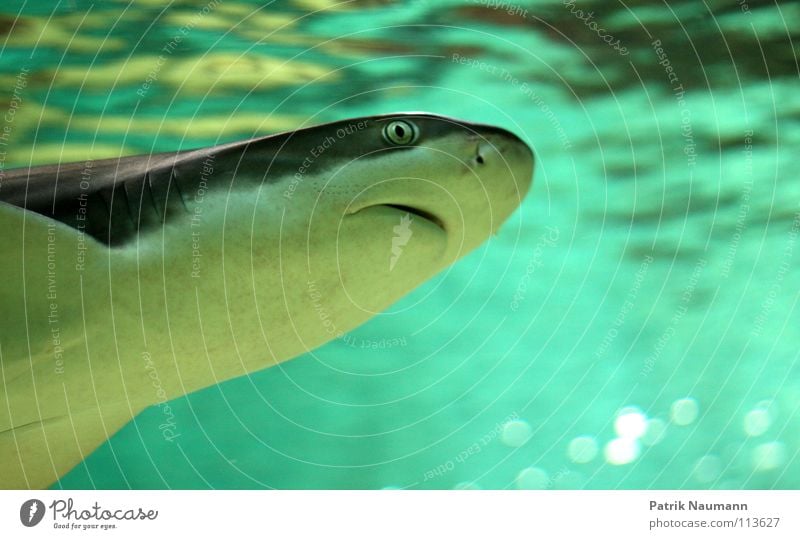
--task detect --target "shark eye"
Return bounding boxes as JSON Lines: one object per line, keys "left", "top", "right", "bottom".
{"left": 383, "top": 120, "right": 418, "bottom": 145}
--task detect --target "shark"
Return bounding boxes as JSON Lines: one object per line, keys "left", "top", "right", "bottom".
{"left": 0, "top": 112, "right": 534, "bottom": 488}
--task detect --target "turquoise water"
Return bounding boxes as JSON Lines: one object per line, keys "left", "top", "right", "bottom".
{"left": 1, "top": 0, "right": 798, "bottom": 488}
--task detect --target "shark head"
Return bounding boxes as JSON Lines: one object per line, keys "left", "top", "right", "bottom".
{"left": 232, "top": 113, "right": 534, "bottom": 344}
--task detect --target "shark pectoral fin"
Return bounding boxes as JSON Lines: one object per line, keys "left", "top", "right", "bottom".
{"left": 1, "top": 198, "right": 67, "bottom": 234}
{"left": 0, "top": 198, "right": 102, "bottom": 250}
{"left": 0, "top": 201, "right": 103, "bottom": 378}
{"left": 0, "top": 403, "right": 142, "bottom": 489}
{"left": 0, "top": 200, "right": 103, "bottom": 290}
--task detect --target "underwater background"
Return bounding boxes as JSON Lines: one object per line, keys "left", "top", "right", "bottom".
{"left": 0, "top": 0, "right": 797, "bottom": 489}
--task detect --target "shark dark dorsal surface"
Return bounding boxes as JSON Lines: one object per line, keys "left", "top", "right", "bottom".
{"left": 0, "top": 113, "right": 534, "bottom": 488}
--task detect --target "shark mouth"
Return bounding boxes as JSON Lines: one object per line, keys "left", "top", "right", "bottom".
{"left": 377, "top": 203, "right": 446, "bottom": 232}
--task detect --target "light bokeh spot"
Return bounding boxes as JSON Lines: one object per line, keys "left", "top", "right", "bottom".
{"left": 670, "top": 398, "right": 699, "bottom": 426}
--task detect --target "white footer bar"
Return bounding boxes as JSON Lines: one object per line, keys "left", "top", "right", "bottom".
{"left": 2, "top": 490, "right": 797, "bottom": 538}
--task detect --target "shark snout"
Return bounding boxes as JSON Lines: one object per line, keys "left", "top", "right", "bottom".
{"left": 463, "top": 126, "right": 534, "bottom": 236}
{"left": 471, "top": 127, "right": 534, "bottom": 201}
